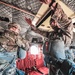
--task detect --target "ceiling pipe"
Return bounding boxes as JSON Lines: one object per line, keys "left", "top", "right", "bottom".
{"left": 36, "top": 8, "right": 52, "bottom": 28}
{"left": 0, "top": 1, "right": 39, "bottom": 18}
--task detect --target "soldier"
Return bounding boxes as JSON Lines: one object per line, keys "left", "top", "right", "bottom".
{"left": 0, "top": 22, "right": 29, "bottom": 75}
{"left": 25, "top": 0, "right": 75, "bottom": 75}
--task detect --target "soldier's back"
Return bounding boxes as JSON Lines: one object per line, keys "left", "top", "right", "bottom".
{"left": 0, "top": 30, "right": 18, "bottom": 52}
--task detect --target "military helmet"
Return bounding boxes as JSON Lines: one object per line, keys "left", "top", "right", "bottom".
{"left": 8, "top": 22, "right": 21, "bottom": 31}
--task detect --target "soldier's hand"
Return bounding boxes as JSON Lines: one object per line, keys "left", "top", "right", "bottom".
{"left": 25, "top": 17, "right": 36, "bottom": 30}
{"left": 16, "top": 38, "right": 25, "bottom": 48}
{"left": 25, "top": 17, "right": 32, "bottom": 25}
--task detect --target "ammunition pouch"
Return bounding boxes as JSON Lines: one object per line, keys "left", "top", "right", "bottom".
{"left": 43, "top": 40, "right": 51, "bottom": 55}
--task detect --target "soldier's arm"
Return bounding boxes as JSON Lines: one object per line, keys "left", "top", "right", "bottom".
{"left": 31, "top": 26, "right": 49, "bottom": 37}
{"left": 25, "top": 17, "right": 49, "bottom": 37}
{"left": 16, "top": 36, "right": 30, "bottom": 50}
{"left": 51, "top": 3, "right": 73, "bottom": 45}
{"left": 52, "top": 3, "right": 73, "bottom": 33}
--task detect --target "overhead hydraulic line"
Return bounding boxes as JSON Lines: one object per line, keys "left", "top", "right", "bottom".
{"left": 0, "top": 1, "right": 40, "bottom": 18}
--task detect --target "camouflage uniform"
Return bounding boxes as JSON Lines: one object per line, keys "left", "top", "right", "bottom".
{"left": 30, "top": 2, "right": 75, "bottom": 74}
{"left": 31, "top": 1, "right": 74, "bottom": 62}
{"left": 51, "top": 3, "right": 73, "bottom": 47}
{"left": 0, "top": 24, "right": 28, "bottom": 75}
{"left": 31, "top": 3, "right": 73, "bottom": 46}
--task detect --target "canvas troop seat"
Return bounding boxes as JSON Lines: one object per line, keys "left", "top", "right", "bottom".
{"left": 16, "top": 45, "right": 49, "bottom": 75}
